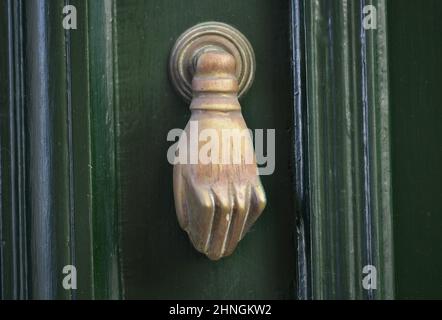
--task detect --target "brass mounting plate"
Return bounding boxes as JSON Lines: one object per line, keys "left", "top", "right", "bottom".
{"left": 169, "top": 21, "right": 256, "bottom": 102}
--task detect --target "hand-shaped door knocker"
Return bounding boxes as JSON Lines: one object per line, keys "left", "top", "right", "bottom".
{"left": 169, "top": 22, "right": 266, "bottom": 260}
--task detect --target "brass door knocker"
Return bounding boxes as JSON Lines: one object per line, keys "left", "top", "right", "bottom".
{"left": 169, "top": 22, "right": 266, "bottom": 260}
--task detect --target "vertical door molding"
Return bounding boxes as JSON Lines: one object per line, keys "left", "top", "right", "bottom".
{"left": 0, "top": 0, "right": 122, "bottom": 299}
{"left": 87, "top": 0, "right": 123, "bottom": 300}
{"left": 25, "top": 0, "right": 60, "bottom": 300}
{"left": 291, "top": 0, "right": 394, "bottom": 299}
{"left": 0, "top": 0, "right": 28, "bottom": 300}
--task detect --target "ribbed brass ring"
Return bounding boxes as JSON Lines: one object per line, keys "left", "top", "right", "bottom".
{"left": 169, "top": 21, "right": 256, "bottom": 102}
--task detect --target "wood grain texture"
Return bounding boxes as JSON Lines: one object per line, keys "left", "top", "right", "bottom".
{"left": 88, "top": 0, "right": 122, "bottom": 300}
{"left": 0, "top": 0, "right": 28, "bottom": 300}
{"left": 289, "top": 0, "right": 309, "bottom": 300}
{"left": 68, "top": 0, "right": 94, "bottom": 299}
{"left": 0, "top": 0, "right": 122, "bottom": 299}
{"left": 25, "top": 0, "right": 66, "bottom": 299}
{"left": 300, "top": 0, "right": 394, "bottom": 299}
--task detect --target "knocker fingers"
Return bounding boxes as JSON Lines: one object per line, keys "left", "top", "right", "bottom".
{"left": 224, "top": 183, "right": 252, "bottom": 257}
{"left": 183, "top": 176, "right": 215, "bottom": 254}
{"left": 205, "top": 182, "right": 234, "bottom": 260}
{"left": 242, "top": 180, "right": 267, "bottom": 239}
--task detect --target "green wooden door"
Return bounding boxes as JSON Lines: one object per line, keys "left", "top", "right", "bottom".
{"left": 0, "top": 0, "right": 299, "bottom": 300}
{"left": 1, "top": 0, "right": 441, "bottom": 300}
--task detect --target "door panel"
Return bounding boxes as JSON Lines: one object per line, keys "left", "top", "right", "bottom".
{"left": 114, "top": 0, "right": 296, "bottom": 299}
{"left": 388, "top": 0, "right": 442, "bottom": 299}
{"left": 3, "top": 0, "right": 440, "bottom": 301}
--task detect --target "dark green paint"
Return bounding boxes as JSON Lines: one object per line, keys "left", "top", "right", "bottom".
{"left": 0, "top": 0, "right": 122, "bottom": 299}
{"left": 88, "top": 0, "right": 122, "bottom": 300}
{"left": 68, "top": 0, "right": 94, "bottom": 299}
{"left": 114, "top": 0, "right": 296, "bottom": 299}
{"left": 0, "top": 0, "right": 28, "bottom": 300}
{"left": 49, "top": 0, "right": 72, "bottom": 300}
{"left": 24, "top": 0, "right": 69, "bottom": 299}
{"left": 388, "top": 0, "right": 442, "bottom": 300}
{"left": 302, "top": 0, "right": 394, "bottom": 299}
{"left": 2, "top": 0, "right": 440, "bottom": 301}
